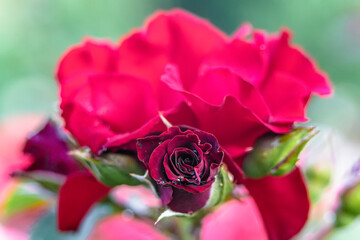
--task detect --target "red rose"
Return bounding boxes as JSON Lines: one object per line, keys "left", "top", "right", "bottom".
{"left": 137, "top": 126, "right": 223, "bottom": 213}
{"left": 56, "top": 9, "right": 329, "bottom": 239}
{"left": 56, "top": 9, "right": 225, "bottom": 154}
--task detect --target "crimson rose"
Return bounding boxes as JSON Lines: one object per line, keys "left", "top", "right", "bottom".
{"left": 137, "top": 127, "right": 223, "bottom": 213}
{"left": 56, "top": 9, "right": 330, "bottom": 239}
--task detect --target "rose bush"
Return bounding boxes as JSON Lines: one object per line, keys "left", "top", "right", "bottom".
{"left": 137, "top": 126, "right": 223, "bottom": 213}
{"left": 56, "top": 9, "right": 332, "bottom": 240}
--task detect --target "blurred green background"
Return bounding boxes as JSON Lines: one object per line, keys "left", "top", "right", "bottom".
{"left": 1, "top": 0, "right": 359, "bottom": 140}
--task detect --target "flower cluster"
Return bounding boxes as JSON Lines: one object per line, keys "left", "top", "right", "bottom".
{"left": 5, "top": 9, "right": 332, "bottom": 240}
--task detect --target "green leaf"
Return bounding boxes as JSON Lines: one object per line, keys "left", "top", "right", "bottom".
{"left": 1, "top": 183, "right": 48, "bottom": 218}
{"left": 243, "top": 127, "right": 317, "bottom": 178}
{"left": 206, "top": 167, "right": 233, "bottom": 208}
{"left": 72, "top": 149, "right": 142, "bottom": 187}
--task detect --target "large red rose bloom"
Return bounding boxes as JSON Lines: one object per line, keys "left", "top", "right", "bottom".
{"left": 56, "top": 9, "right": 331, "bottom": 240}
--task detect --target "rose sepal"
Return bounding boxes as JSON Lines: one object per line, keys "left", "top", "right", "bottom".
{"left": 243, "top": 127, "right": 317, "bottom": 178}
{"left": 71, "top": 149, "right": 142, "bottom": 187}
{"left": 204, "top": 167, "right": 233, "bottom": 208}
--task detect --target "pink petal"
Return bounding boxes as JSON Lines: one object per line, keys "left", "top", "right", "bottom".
{"left": 0, "top": 115, "right": 43, "bottom": 190}
{"left": 200, "top": 199, "right": 267, "bottom": 240}
{"left": 88, "top": 214, "right": 169, "bottom": 240}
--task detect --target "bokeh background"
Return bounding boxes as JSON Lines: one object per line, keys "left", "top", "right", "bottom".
{"left": 1, "top": 0, "right": 360, "bottom": 239}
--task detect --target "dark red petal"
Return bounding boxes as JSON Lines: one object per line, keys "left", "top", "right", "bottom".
{"left": 23, "top": 121, "right": 79, "bottom": 175}
{"left": 167, "top": 134, "right": 199, "bottom": 153}
{"left": 167, "top": 187, "right": 211, "bottom": 213}
{"left": 137, "top": 135, "right": 163, "bottom": 165}
{"left": 136, "top": 126, "right": 182, "bottom": 166}
{"left": 148, "top": 141, "right": 170, "bottom": 181}
{"left": 116, "top": 9, "right": 226, "bottom": 110}
{"left": 243, "top": 168, "right": 310, "bottom": 240}
{"left": 163, "top": 153, "right": 181, "bottom": 182}
{"left": 200, "top": 199, "right": 267, "bottom": 240}
{"left": 172, "top": 180, "right": 213, "bottom": 194}
{"left": 157, "top": 185, "right": 173, "bottom": 206}
{"left": 56, "top": 39, "right": 116, "bottom": 84}
{"left": 58, "top": 172, "right": 111, "bottom": 231}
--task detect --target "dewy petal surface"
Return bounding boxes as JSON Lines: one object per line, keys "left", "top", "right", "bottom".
{"left": 243, "top": 168, "right": 310, "bottom": 240}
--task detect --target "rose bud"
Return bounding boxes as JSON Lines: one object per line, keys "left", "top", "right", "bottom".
{"left": 136, "top": 126, "right": 223, "bottom": 213}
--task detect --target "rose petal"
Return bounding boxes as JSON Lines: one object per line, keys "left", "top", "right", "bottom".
{"left": 201, "top": 39, "right": 265, "bottom": 86}
{"left": 116, "top": 9, "right": 226, "bottom": 110}
{"left": 23, "top": 121, "right": 79, "bottom": 175}
{"left": 167, "top": 134, "right": 199, "bottom": 153}
{"left": 89, "top": 74, "right": 158, "bottom": 133}
{"left": 62, "top": 103, "right": 116, "bottom": 153}
{"left": 148, "top": 140, "right": 170, "bottom": 181}
{"left": 58, "top": 172, "right": 110, "bottom": 231}
{"left": 264, "top": 30, "right": 332, "bottom": 96}
{"left": 260, "top": 72, "right": 310, "bottom": 123}
{"left": 157, "top": 185, "right": 173, "bottom": 206}
{"left": 88, "top": 214, "right": 169, "bottom": 240}
{"left": 161, "top": 65, "right": 289, "bottom": 158}
{"left": 243, "top": 167, "right": 310, "bottom": 240}
{"left": 200, "top": 199, "right": 267, "bottom": 240}
{"left": 167, "top": 187, "right": 211, "bottom": 213}
{"left": 57, "top": 39, "right": 117, "bottom": 84}
{"left": 61, "top": 73, "right": 158, "bottom": 154}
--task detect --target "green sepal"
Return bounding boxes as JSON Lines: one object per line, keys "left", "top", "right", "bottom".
{"left": 206, "top": 167, "right": 233, "bottom": 208}
{"left": 72, "top": 149, "right": 142, "bottom": 187}
{"left": 243, "top": 127, "right": 317, "bottom": 178}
